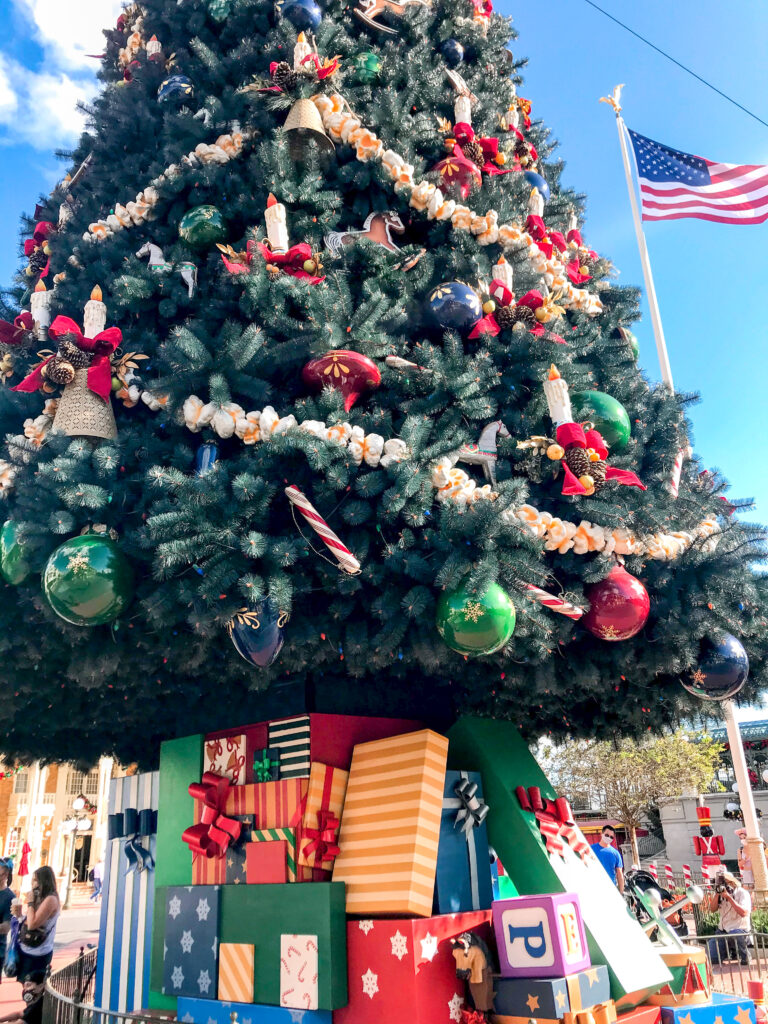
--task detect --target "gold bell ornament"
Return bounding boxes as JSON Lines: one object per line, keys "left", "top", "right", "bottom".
{"left": 283, "top": 98, "right": 335, "bottom": 161}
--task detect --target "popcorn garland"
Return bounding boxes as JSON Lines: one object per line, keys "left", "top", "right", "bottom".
{"left": 83, "top": 130, "right": 246, "bottom": 242}
{"left": 311, "top": 93, "right": 604, "bottom": 317}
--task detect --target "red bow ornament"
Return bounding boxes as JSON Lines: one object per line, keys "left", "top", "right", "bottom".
{"left": 12, "top": 315, "right": 121, "bottom": 401}
{"left": 470, "top": 0, "right": 492, "bottom": 17}
{"left": 218, "top": 240, "right": 257, "bottom": 275}
{"left": 301, "top": 809, "right": 341, "bottom": 867}
{"left": 24, "top": 221, "right": 55, "bottom": 280}
{"left": 516, "top": 785, "right": 593, "bottom": 862}
{"left": 469, "top": 276, "right": 513, "bottom": 339}
{"left": 182, "top": 771, "right": 242, "bottom": 859}
{"left": 257, "top": 242, "right": 325, "bottom": 284}
{"left": 0, "top": 312, "right": 33, "bottom": 347}
{"left": 585, "top": 426, "right": 647, "bottom": 491}
{"left": 453, "top": 123, "right": 512, "bottom": 178}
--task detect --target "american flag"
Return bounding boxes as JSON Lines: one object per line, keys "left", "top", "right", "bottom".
{"left": 628, "top": 129, "right": 768, "bottom": 224}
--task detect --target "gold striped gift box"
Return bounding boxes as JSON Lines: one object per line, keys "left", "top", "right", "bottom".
{"left": 217, "top": 942, "right": 254, "bottom": 1003}
{"left": 331, "top": 729, "right": 448, "bottom": 917}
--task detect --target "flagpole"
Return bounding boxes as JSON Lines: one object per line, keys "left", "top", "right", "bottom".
{"left": 603, "top": 86, "right": 674, "bottom": 390}
{"left": 602, "top": 85, "right": 768, "bottom": 904}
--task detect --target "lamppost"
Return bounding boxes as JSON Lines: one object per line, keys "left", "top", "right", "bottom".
{"left": 63, "top": 795, "right": 89, "bottom": 910}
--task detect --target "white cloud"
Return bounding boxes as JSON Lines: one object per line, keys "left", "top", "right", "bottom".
{"left": 12, "top": 0, "right": 124, "bottom": 71}
{"left": 0, "top": 54, "right": 98, "bottom": 148}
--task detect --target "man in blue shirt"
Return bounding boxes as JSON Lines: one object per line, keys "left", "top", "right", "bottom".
{"left": 590, "top": 826, "right": 625, "bottom": 893}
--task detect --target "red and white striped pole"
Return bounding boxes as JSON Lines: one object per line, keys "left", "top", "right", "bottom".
{"left": 648, "top": 861, "right": 658, "bottom": 883}
{"left": 682, "top": 863, "right": 692, "bottom": 888}
{"left": 664, "top": 863, "right": 675, "bottom": 888}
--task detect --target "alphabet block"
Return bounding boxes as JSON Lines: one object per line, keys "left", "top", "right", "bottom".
{"left": 493, "top": 893, "right": 590, "bottom": 977}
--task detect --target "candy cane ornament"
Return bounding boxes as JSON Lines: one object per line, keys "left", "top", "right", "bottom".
{"left": 285, "top": 485, "right": 361, "bottom": 576}
{"left": 524, "top": 584, "right": 585, "bottom": 621}
{"left": 667, "top": 446, "right": 691, "bottom": 499}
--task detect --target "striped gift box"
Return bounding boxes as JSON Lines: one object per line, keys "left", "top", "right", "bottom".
{"left": 218, "top": 943, "right": 254, "bottom": 1003}
{"left": 225, "top": 778, "right": 307, "bottom": 829}
{"left": 331, "top": 729, "right": 448, "bottom": 917}
{"left": 94, "top": 771, "right": 158, "bottom": 1013}
{"left": 192, "top": 812, "right": 255, "bottom": 885}
{"left": 268, "top": 715, "right": 311, "bottom": 778}
{"left": 251, "top": 828, "right": 298, "bottom": 881}
{"left": 298, "top": 763, "right": 349, "bottom": 871}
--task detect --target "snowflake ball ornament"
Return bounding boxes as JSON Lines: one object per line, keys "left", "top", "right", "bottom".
{"left": 582, "top": 565, "right": 649, "bottom": 642}
{"left": 428, "top": 282, "right": 482, "bottom": 334}
{"left": 43, "top": 534, "right": 134, "bottom": 627}
{"left": 682, "top": 633, "right": 749, "bottom": 701}
{"left": 436, "top": 581, "right": 516, "bottom": 656}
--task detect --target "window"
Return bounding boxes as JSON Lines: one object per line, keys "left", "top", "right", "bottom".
{"left": 13, "top": 772, "right": 28, "bottom": 795}
{"left": 67, "top": 769, "right": 98, "bottom": 798}
{"left": 84, "top": 771, "right": 99, "bottom": 796}
{"left": 6, "top": 831, "right": 18, "bottom": 856}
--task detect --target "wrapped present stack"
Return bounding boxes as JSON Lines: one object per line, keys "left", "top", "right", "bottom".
{"left": 92, "top": 714, "right": 758, "bottom": 1024}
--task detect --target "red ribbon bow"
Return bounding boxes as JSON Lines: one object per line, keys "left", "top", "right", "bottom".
{"left": 516, "top": 785, "right": 593, "bottom": 861}
{"left": 453, "top": 123, "right": 512, "bottom": 178}
{"left": 181, "top": 771, "right": 242, "bottom": 859}
{"left": 23, "top": 222, "right": 54, "bottom": 258}
{"left": 555, "top": 423, "right": 646, "bottom": 495}
{"left": 11, "top": 315, "right": 122, "bottom": 401}
{"left": 0, "top": 312, "right": 33, "bottom": 347}
{"left": 220, "top": 240, "right": 257, "bottom": 275}
{"left": 470, "top": 0, "right": 492, "bottom": 16}
{"left": 257, "top": 242, "right": 325, "bottom": 284}
{"left": 301, "top": 810, "right": 340, "bottom": 866}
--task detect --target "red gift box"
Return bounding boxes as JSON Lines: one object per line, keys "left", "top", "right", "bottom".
{"left": 617, "top": 1010, "right": 662, "bottom": 1024}
{"left": 245, "top": 840, "right": 288, "bottom": 883}
{"left": 332, "top": 911, "right": 491, "bottom": 1024}
{"left": 207, "top": 714, "right": 424, "bottom": 780}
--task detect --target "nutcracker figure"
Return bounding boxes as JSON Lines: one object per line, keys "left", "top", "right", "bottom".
{"left": 691, "top": 806, "right": 724, "bottom": 881}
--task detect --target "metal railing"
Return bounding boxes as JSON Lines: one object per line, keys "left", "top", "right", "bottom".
{"left": 688, "top": 931, "right": 768, "bottom": 994}
{"left": 43, "top": 949, "right": 174, "bottom": 1024}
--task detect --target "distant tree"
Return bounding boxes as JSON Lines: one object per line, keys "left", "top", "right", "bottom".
{"left": 543, "top": 733, "right": 724, "bottom": 864}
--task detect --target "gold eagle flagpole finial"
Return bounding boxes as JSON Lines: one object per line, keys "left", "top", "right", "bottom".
{"left": 599, "top": 84, "right": 624, "bottom": 114}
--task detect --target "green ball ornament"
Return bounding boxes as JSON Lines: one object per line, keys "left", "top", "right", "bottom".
{"left": 0, "top": 521, "right": 30, "bottom": 586}
{"left": 436, "top": 581, "right": 516, "bottom": 656}
{"left": 43, "top": 534, "right": 134, "bottom": 626}
{"left": 570, "top": 390, "right": 632, "bottom": 451}
{"left": 178, "top": 205, "right": 227, "bottom": 248}
{"left": 352, "top": 52, "right": 381, "bottom": 83}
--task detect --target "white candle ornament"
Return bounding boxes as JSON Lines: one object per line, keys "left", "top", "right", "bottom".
{"left": 293, "top": 32, "right": 312, "bottom": 70}
{"left": 30, "top": 280, "right": 52, "bottom": 342}
{"left": 524, "top": 584, "right": 585, "bottom": 621}
{"left": 527, "top": 187, "right": 544, "bottom": 218}
{"left": 285, "top": 485, "right": 361, "bottom": 575}
{"left": 264, "top": 193, "right": 289, "bottom": 254}
{"left": 492, "top": 254, "right": 514, "bottom": 290}
{"left": 454, "top": 94, "right": 472, "bottom": 125}
{"left": 83, "top": 285, "right": 106, "bottom": 339}
{"left": 543, "top": 365, "right": 572, "bottom": 427}
{"left": 146, "top": 34, "right": 163, "bottom": 61}
{"left": 500, "top": 104, "right": 519, "bottom": 132}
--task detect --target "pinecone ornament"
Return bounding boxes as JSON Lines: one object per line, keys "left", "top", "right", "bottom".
{"left": 59, "top": 339, "right": 92, "bottom": 369}
{"left": 495, "top": 303, "right": 535, "bottom": 331}
{"left": 591, "top": 459, "right": 607, "bottom": 493}
{"left": 272, "top": 61, "right": 298, "bottom": 91}
{"left": 43, "top": 358, "right": 76, "bottom": 386}
{"left": 564, "top": 446, "right": 589, "bottom": 480}
{"left": 462, "top": 140, "right": 485, "bottom": 168}
{"left": 26, "top": 249, "right": 48, "bottom": 277}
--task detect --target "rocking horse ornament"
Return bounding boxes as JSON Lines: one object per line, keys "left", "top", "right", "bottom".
{"left": 135, "top": 241, "right": 198, "bottom": 298}
{"left": 324, "top": 211, "right": 405, "bottom": 256}
{"left": 353, "top": 0, "right": 430, "bottom": 34}
{"left": 447, "top": 420, "right": 510, "bottom": 487}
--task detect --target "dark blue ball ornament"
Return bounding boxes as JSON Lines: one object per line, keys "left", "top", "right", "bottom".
{"left": 441, "top": 39, "right": 465, "bottom": 67}
{"left": 427, "top": 281, "right": 482, "bottom": 334}
{"left": 524, "top": 170, "right": 550, "bottom": 201}
{"left": 157, "top": 75, "right": 195, "bottom": 103}
{"left": 681, "top": 632, "right": 749, "bottom": 702}
{"left": 227, "top": 601, "right": 289, "bottom": 668}
{"left": 277, "top": 0, "right": 322, "bottom": 29}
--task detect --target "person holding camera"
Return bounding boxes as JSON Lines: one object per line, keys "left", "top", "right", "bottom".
{"left": 705, "top": 870, "right": 752, "bottom": 966}
{"left": 12, "top": 867, "right": 60, "bottom": 981}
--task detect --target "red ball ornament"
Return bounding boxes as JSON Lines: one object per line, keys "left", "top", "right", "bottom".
{"left": 302, "top": 349, "right": 382, "bottom": 411}
{"left": 582, "top": 565, "right": 650, "bottom": 641}
{"left": 432, "top": 148, "right": 482, "bottom": 200}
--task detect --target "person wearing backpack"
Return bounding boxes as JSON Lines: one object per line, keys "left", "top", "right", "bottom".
{"left": 0, "top": 860, "right": 16, "bottom": 982}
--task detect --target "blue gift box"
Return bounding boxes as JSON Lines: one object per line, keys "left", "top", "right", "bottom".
{"left": 162, "top": 886, "right": 220, "bottom": 999}
{"left": 434, "top": 769, "right": 493, "bottom": 914}
{"left": 177, "top": 996, "right": 331, "bottom": 1023}
{"left": 660, "top": 995, "right": 756, "bottom": 1024}
{"left": 494, "top": 965, "right": 610, "bottom": 1018}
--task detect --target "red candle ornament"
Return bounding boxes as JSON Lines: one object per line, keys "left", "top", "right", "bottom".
{"left": 582, "top": 565, "right": 650, "bottom": 641}
{"left": 302, "top": 349, "right": 381, "bottom": 411}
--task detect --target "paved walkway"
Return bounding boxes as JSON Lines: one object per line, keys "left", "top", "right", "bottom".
{"left": 0, "top": 887, "right": 100, "bottom": 1016}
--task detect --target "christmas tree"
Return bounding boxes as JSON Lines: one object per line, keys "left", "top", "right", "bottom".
{"left": 0, "top": 0, "right": 765, "bottom": 765}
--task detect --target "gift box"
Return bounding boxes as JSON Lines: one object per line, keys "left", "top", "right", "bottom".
{"left": 660, "top": 996, "right": 756, "bottom": 1024}
{"left": 333, "top": 911, "right": 491, "bottom": 1024}
{"left": 269, "top": 716, "right": 312, "bottom": 778}
{"left": 251, "top": 827, "right": 299, "bottom": 882}
{"left": 253, "top": 748, "right": 281, "bottom": 782}
{"left": 333, "top": 729, "right": 448, "bottom": 917}
{"left": 280, "top": 934, "right": 318, "bottom": 1010}
{"left": 493, "top": 892, "right": 590, "bottom": 977}
{"left": 206, "top": 714, "right": 424, "bottom": 780}
{"left": 435, "top": 770, "right": 493, "bottom": 914}
{"left": 94, "top": 771, "right": 158, "bottom": 1014}
{"left": 493, "top": 966, "right": 610, "bottom": 1017}
{"left": 205, "top": 734, "right": 247, "bottom": 784}
{"left": 156, "top": 734, "right": 203, "bottom": 887}
{"left": 492, "top": 1003, "right": 616, "bottom": 1024}
{"left": 177, "top": 996, "right": 331, "bottom": 1023}
{"left": 161, "top": 885, "right": 220, "bottom": 999}
{"left": 247, "top": 840, "right": 288, "bottom": 883}
{"left": 219, "top": 882, "right": 346, "bottom": 1009}
{"left": 617, "top": 1008, "right": 661, "bottom": 1024}
{"left": 298, "top": 762, "right": 348, "bottom": 871}
{"left": 447, "top": 718, "right": 671, "bottom": 1005}
{"left": 225, "top": 778, "right": 307, "bottom": 829}
{"left": 219, "top": 943, "right": 255, "bottom": 1003}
